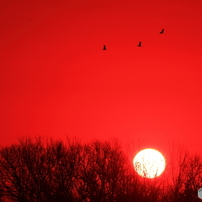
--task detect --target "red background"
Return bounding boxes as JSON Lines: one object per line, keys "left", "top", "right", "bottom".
{"left": 1, "top": 0, "right": 202, "bottom": 155}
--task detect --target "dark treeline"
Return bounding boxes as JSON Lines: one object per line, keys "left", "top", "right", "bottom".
{"left": 0, "top": 137, "right": 201, "bottom": 202}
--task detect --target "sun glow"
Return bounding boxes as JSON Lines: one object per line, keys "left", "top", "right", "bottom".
{"left": 133, "top": 148, "right": 166, "bottom": 178}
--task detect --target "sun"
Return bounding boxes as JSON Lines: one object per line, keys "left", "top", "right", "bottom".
{"left": 133, "top": 148, "right": 166, "bottom": 178}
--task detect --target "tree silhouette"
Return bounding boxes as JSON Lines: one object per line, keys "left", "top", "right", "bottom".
{"left": 0, "top": 137, "right": 201, "bottom": 201}
{"left": 74, "top": 140, "right": 129, "bottom": 202}
{"left": 165, "top": 143, "right": 202, "bottom": 202}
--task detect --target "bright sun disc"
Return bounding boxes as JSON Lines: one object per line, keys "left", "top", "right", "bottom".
{"left": 133, "top": 148, "right": 166, "bottom": 178}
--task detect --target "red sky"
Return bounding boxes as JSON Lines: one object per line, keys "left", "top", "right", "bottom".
{"left": 1, "top": 0, "right": 202, "bottom": 154}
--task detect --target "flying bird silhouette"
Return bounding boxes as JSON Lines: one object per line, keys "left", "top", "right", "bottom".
{"left": 137, "top": 41, "right": 142, "bottom": 47}
{"left": 103, "top": 45, "right": 107, "bottom": 50}
{"left": 159, "top": 29, "right": 164, "bottom": 34}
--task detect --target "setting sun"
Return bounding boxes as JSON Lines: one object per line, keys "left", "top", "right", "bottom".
{"left": 133, "top": 148, "right": 166, "bottom": 178}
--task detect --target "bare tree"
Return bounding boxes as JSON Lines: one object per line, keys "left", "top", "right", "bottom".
{"left": 74, "top": 139, "right": 130, "bottom": 202}
{"left": 0, "top": 137, "right": 201, "bottom": 202}
{"left": 166, "top": 143, "right": 202, "bottom": 202}
{"left": 0, "top": 137, "right": 82, "bottom": 201}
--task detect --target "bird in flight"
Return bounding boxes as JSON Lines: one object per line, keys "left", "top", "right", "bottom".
{"left": 103, "top": 45, "right": 107, "bottom": 50}
{"left": 137, "top": 41, "right": 142, "bottom": 47}
{"left": 159, "top": 29, "right": 164, "bottom": 34}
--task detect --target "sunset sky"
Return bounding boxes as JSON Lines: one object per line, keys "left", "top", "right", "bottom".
{"left": 1, "top": 0, "right": 202, "bottom": 154}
